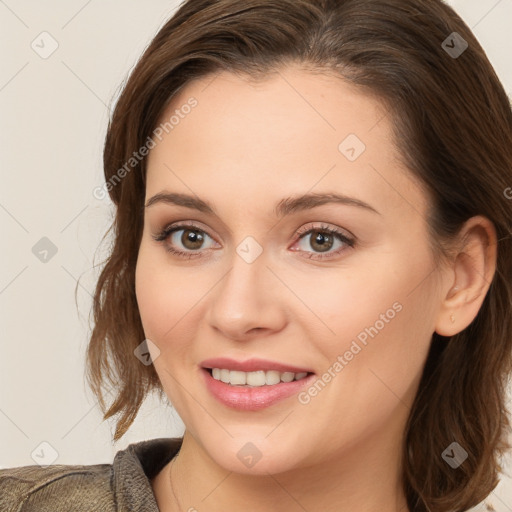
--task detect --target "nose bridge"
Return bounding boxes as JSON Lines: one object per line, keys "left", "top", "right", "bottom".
{"left": 207, "top": 237, "right": 285, "bottom": 338}
{"left": 216, "top": 239, "right": 270, "bottom": 314}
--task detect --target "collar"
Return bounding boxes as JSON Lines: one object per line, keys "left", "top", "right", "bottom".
{"left": 113, "top": 437, "right": 183, "bottom": 511}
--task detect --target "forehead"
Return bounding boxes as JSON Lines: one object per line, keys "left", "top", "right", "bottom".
{"left": 145, "top": 66, "right": 429, "bottom": 221}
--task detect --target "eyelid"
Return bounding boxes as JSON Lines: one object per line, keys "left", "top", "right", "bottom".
{"left": 158, "top": 220, "right": 217, "bottom": 241}
{"left": 294, "top": 222, "right": 355, "bottom": 240}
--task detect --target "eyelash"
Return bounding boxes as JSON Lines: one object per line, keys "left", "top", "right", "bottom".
{"left": 151, "top": 221, "right": 355, "bottom": 261}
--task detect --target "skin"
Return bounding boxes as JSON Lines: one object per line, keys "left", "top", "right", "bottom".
{"left": 135, "top": 65, "right": 497, "bottom": 512}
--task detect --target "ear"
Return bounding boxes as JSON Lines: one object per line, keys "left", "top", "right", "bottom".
{"left": 435, "top": 216, "right": 498, "bottom": 336}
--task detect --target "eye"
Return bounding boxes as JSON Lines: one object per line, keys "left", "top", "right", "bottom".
{"left": 291, "top": 223, "right": 355, "bottom": 260}
{"left": 151, "top": 222, "right": 218, "bottom": 259}
{"left": 152, "top": 221, "right": 355, "bottom": 261}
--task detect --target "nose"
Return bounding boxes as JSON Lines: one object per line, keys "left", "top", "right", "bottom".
{"left": 207, "top": 247, "right": 287, "bottom": 341}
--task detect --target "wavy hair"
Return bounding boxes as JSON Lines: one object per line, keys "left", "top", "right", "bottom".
{"left": 85, "top": 0, "right": 512, "bottom": 509}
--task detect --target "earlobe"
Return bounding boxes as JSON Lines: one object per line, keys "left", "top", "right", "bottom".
{"left": 434, "top": 216, "right": 497, "bottom": 337}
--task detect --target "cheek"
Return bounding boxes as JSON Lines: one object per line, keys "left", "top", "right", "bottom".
{"left": 294, "top": 277, "right": 433, "bottom": 451}
{"left": 135, "top": 247, "right": 177, "bottom": 340}
{"left": 135, "top": 247, "right": 206, "bottom": 348}
{"left": 134, "top": 255, "right": 200, "bottom": 408}
{"left": 284, "top": 261, "right": 402, "bottom": 344}
{"left": 289, "top": 248, "right": 435, "bottom": 390}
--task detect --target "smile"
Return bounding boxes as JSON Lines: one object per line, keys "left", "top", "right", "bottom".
{"left": 209, "top": 368, "right": 310, "bottom": 387}
{"left": 201, "top": 368, "right": 316, "bottom": 411}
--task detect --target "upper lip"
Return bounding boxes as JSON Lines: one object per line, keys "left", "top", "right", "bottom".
{"left": 201, "top": 357, "right": 313, "bottom": 374}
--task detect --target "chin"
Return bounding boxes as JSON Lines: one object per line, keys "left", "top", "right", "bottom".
{"left": 200, "top": 432, "right": 307, "bottom": 476}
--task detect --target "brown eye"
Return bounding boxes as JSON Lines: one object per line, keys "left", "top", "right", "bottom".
{"left": 308, "top": 231, "right": 335, "bottom": 253}
{"left": 151, "top": 223, "right": 218, "bottom": 259}
{"left": 292, "top": 223, "right": 355, "bottom": 261}
{"left": 180, "top": 229, "right": 205, "bottom": 250}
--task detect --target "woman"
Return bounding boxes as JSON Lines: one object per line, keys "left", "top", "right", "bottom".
{"left": 1, "top": 0, "right": 511, "bottom": 510}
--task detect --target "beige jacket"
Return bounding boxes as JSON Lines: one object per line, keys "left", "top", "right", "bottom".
{"left": 0, "top": 437, "right": 183, "bottom": 511}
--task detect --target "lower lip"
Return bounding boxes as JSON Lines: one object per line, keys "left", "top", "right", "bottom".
{"left": 201, "top": 367, "right": 316, "bottom": 411}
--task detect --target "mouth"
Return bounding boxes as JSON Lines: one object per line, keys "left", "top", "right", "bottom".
{"left": 200, "top": 366, "right": 316, "bottom": 411}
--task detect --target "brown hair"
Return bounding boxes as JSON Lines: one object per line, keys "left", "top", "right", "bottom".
{"left": 85, "top": 0, "right": 512, "bottom": 509}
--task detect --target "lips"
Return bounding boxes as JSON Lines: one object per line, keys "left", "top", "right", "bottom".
{"left": 200, "top": 357, "right": 314, "bottom": 374}
{"left": 201, "top": 367, "right": 316, "bottom": 411}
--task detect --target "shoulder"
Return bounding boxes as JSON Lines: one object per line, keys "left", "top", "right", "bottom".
{"left": 0, "top": 437, "right": 182, "bottom": 512}
{"left": 0, "top": 462, "right": 114, "bottom": 512}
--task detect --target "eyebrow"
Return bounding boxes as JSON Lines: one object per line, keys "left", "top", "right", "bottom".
{"left": 144, "top": 191, "right": 380, "bottom": 216}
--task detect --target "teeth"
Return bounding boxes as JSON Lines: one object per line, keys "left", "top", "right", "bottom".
{"left": 265, "top": 370, "right": 281, "bottom": 385}
{"left": 210, "top": 368, "right": 309, "bottom": 387}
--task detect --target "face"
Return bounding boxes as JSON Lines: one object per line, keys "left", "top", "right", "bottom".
{"left": 135, "top": 66, "right": 444, "bottom": 475}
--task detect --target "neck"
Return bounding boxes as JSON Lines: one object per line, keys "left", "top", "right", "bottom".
{"left": 154, "top": 425, "right": 410, "bottom": 512}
